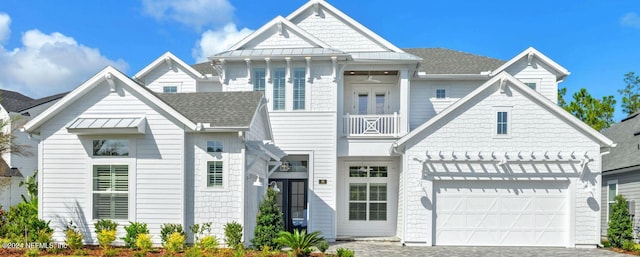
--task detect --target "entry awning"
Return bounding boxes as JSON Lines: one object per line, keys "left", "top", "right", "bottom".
{"left": 66, "top": 117, "right": 146, "bottom": 135}
{"left": 246, "top": 141, "right": 287, "bottom": 161}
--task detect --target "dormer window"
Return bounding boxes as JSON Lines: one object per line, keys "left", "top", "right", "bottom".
{"left": 524, "top": 83, "right": 536, "bottom": 90}
{"left": 163, "top": 86, "right": 178, "bottom": 93}
{"left": 436, "top": 89, "right": 446, "bottom": 99}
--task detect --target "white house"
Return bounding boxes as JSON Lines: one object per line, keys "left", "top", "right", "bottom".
{"left": 0, "top": 89, "right": 65, "bottom": 208}
{"left": 24, "top": 0, "right": 614, "bottom": 247}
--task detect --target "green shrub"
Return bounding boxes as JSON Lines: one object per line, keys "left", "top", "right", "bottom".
{"left": 160, "top": 223, "right": 185, "bottom": 246}
{"left": 608, "top": 194, "right": 633, "bottom": 248}
{"left": 24, "top": 248, "right": 39, "bottom": 257}
{"left": 65, "top": 221, "right": 84, "bottom": 250}
{"left": 623, "top": 240, "right": 637, "bottom": 251}
{"left": 190, "top": 222, "right": 212, "bottom": 242}
{"left": 0, "top": 201, "right": 52, "bottom": 243}
{"left": 198, "top": 235, "right": 219, "bottom": 251}
{"left": 275, "top": 229, "right": 324, "bottom": 257}
{"left": 336, "top": 247, "right": 354, "bottom": 257}
{"left": 136, "top": 233, "right": 153, "bottom": 252}
{"left": 165, "top": 232, "right": 186, "bottom": 254}
{"left": 252, "top": 188, "right": 284, "bottom": 250}
{"left": 94, "top": 219, "right": 118, "bottom": 234}
{"left": 103, "top": 248, "right": 119, "bottom": 257}
{"left": 122, "top": 221, "right": 149, "bottom": 249}
{"left": 224, "top": 221, "right": 243, "bottom": 249}
{"left": 97, "top": 230, "right": 117, "bottom": 250}
{"left": 602, "top": 239, "right": 611, "bottom": 248}
{"left": 317, "top": 240, "right": 329, "bottom": 253}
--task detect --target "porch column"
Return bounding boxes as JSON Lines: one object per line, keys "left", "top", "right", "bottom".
{"left": 399, "top": 69, "right": 410, "bottom": 134}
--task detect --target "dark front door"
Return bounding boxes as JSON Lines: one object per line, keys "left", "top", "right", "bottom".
{"left": 270, "top": 179, "right": 308, "bottom": 232}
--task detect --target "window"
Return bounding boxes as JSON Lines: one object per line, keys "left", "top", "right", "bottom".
{"left": 524, "top": 83, "right": 537, "bottom": 90}
{"left": 608, "top": 180, "right": 618, "bottom": 220}
{"left": 497, "top": 111, "right": 508, "bottom": 135}
{"left": 93, "top": 165, "right": 128, "bottom": 219}
{"left": 207, "top": 161, "right": 223, "bottom": 187}
{"left": 273, "top": 68, "right": 286, "bottom": 110}
{"left": 207, "top": 141, "right": 223, "bottom": 152}
{"left": 436, "top": 89, "right": 446, "bottom": 99}
{"left": 375, "top": 94, "right": 385, "bottom": 115}
{"left": 293, "top": 68, "right": 306, "bottom": 110}
{"left": 93, "top": 140, "right": 129, "bottom": 156}
{"left": 163, "top": 86, "right": 178, "bottom": 93}
{"left": 348, "top": 166, "right": 388, "bottom": 221}
{"left": 254, "top": 68, "right": 266, "bottom": 92}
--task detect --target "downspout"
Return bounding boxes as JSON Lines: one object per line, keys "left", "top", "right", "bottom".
{"left": 597, "top": 143, "right": 617, "bottom": 247}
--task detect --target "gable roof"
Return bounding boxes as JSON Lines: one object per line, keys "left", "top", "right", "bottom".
{"left": 393, "top": 72, "right": 614, "bottom": 151}
{"left": 404, "top": 48, "right": 505, "bottom": 74}
{"left": 156, "top": 91, "right": 264, "bottom": 129}
{"left": 228, "top": 16, "right": 331, "bottom": 51}
{"left": 286, "top": 0, "right": 403, "bottom": 53}
{"left": 601, "top": 112, "right": 640, "bottom": 172}
{"left": 133, "top": 51, "right": 205, "bottom": 81}
{"left": 0, "top": 89, "right": 34, "bottom": 112}
{"left": 490, "top": 47, "right": 570, "bottom": 80}
{"left": 191, "top": 62, "right": 218, "bottom": 76}
{"left": 0, "top": 89, "right": 67, "bottom": 113}
{"left": 23, "top": 66, "right": 198, "bottom": 133}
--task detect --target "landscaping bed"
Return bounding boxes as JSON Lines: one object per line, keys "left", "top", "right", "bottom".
{"left": 0, "top": 246, "right": 336, "bottom": 257}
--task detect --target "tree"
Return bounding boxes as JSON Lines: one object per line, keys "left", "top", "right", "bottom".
{"left": 618, "top": 72, "right": 640, "bottom": 116}
{"left": 559, "top": 88, "right": 616, "bottom": 131}
{"left": 607, "top": 194, "right": 633, "bottom": 248}
{"left": 252, "top": 188, "right": 284, "bottom": 249}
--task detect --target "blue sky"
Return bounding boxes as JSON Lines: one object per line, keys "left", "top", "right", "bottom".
{"left": 0, "top": 0, "right": 638, "bottom": 121}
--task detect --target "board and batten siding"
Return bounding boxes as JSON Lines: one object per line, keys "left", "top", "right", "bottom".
{"left": 601, "top": 169, "right": 640, "bottom": 237}
{"left": 142, "top": 64, "right": 198, "bottom": 93}
{"left": 39, "top": 81, "right": 185, "bottom": 244}
{"left": 270, "top": 112, "right": 337, "bottom": 240}
{"left": 403, "top": 83, "right": 601, "bottom": 246}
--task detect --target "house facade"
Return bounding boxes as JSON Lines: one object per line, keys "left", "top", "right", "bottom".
{"left": 23, "top": 0, "right": 614, "bottom": 247}
{"left": 600, "top": 112, "right": 640, "bottom": 238}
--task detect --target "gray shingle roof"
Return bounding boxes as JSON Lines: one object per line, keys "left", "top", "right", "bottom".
{"left": 403, "top": 48, "right": 506, "bottom": 74}
{"left": 602, "top": 113, "right": 640, "bottom": 172}
{"left": 156, "top": 91, "right": 264, "bottom": 128}
{"left": 191, "top": 62, "right": 218, "bottom": 76}
{"left": 0, "top": 89, "right": 67, "bottom": 113}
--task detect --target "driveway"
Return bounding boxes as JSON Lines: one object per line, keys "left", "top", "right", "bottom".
{"left": 328, "top": 241, "right": 630, "bottom": 257}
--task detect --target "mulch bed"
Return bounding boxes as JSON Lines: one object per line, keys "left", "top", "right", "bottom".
{"left": 0, "top": 246, "right": 332, "bottom": 257}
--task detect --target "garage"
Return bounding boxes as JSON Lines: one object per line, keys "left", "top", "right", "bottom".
{"left": 435, "top": 180, "right": 569, "bottom": 246}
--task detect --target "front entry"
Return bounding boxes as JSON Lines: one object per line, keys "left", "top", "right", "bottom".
{"left": 270, "top": 179, "right": 308, "bottom": 232}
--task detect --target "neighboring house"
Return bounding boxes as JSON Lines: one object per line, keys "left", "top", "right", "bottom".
{"left": 0, "top": 89, "right": 65, "bottom": 208}
{"left": 23, "top": 0, "right": 614, "bottom": 248}
{"left": 600, "top": 112, "right": 640, "bottom": 237}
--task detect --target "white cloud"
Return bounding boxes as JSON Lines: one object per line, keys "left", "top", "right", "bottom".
{"left": 141, "top": 0, "right": 235, "bottom": 31}
{"left": 192, "top": 23, "right": 253, "bottom": 62}
{"left": 0, "top": 15, "right": 127, "bottom": 98}
{"left": 0, "top": 13, "right": 11, "bottom": 43}
{"left": 621, "top": 12, "right": 640, "bottom": 29}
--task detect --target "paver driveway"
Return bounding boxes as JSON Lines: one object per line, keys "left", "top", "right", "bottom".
{"left": 328, "top": 241, "right": 631, "bottom": 257}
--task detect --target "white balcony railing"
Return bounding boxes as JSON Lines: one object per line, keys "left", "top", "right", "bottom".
{"left": 343, "top": 113, "right": 400, "bottom": 137}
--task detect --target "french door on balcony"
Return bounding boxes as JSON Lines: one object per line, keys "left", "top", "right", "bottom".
{"left": 354, "top": 88, "right": 387, "bottom": 115}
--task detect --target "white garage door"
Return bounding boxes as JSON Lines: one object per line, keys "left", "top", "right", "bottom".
{"left": 435, "top": 180, "right": 568, "bottom": 246}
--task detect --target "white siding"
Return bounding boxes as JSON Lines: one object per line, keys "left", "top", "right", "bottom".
{"left": 188, "top": 133, "right": 244, "bottom": 241}
{"left": 409, "top": 80, "right": 482, "bottom": 130}
{"left": 270, "top": 112, "right": 337, "bottom": 240}
{"left": 403, "top": 84, "right": 601, "bottom": 246}
{"left": 244, "top": 27, "right": 316, "bottom": 49}
{"left": 39, "top": 82, "right": 185, "bottom": 244}
{"left": 290, "top": 8, "right": 387, "bottom": 52}
{"left": 142, "top": 65, "right": 198, "bottom": 93}
{"left": 506, "top": 58, "right": 559, "bottom": 104}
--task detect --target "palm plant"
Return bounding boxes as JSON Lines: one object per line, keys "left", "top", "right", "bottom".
{"left": 275, "top": 229, "right": 324, "bottom": 257}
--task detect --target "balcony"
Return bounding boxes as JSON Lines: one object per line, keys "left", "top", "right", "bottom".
{"left": 343, "top": 113, "right": 400, "bottom": 138}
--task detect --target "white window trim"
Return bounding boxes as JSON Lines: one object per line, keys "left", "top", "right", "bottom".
{"left": 345, "top": 162, "right": 391, "bottom": 222}
{"left": 292, "top": 67, "right": 307, "bottom": 111}
{"left": 518, "top": 78, "right": 541, "bottom": 92}
{"left": 493, "top": 106, "right": 512, "bottom": 139}
{"left": 160, "top": 82, "right": 182, "bottom": 93}
{"left": 202, "top": 138, "right": 229, "bottom": 191}
{"left": 607, "top": 179, "right": 618, "bottom": 221}
{"left": 86, "top": 138, "right": 136, "bottom": 223}
{"left": 435, "top": 88, "right": 447, "bottom": 99}
{"left": 272, "top": 67, "right": 287, "bottom": 111}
